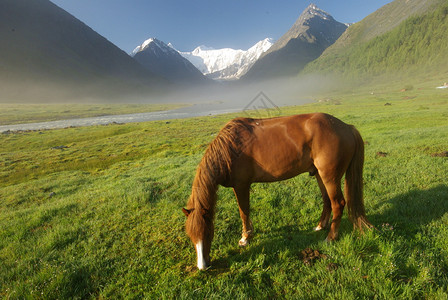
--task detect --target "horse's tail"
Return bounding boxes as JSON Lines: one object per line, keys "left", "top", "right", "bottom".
{"left": 345, "top": 126, "right": 372, "bottom": 231}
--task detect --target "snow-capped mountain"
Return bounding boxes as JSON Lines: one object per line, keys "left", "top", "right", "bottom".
{"left": 175, "top": 38, "right": 274, "bottom": 80}
{"left": 132, "top": 38, "right": 209, "bottom": 84}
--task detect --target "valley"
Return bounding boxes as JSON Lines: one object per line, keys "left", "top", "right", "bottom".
{"left": 1, "top": 0, "right": 448, "bottom": 298}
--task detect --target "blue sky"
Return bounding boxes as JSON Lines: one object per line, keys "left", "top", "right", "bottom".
{"left": 50, "top": 0, "right": 393, "bottom": 53}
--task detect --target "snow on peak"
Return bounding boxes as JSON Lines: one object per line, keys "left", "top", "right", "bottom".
{"left": 142, "top": 38, "right": 156, "bottom": 49}
{"left": 195, "top": 45, "right": 215, "bottom": 52}
{"left": 131, "top": 37, "right": 177, "bottom": 56}
{"left": 176, "top": 38, "right": 274, "bottom": 80}
{"left": 248, "top": 38, "right": 275, "bottom": 54}
{"left": 304, "top": 3, "right": 333, "bottom": 21}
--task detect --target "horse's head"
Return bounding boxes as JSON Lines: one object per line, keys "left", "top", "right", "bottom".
{"left": 182, "top": 207, "right": 214, "bottom": 270}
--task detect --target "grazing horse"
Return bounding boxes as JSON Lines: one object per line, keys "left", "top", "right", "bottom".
{"left": 182, "top": 113, "right": 371, "bottom": 270}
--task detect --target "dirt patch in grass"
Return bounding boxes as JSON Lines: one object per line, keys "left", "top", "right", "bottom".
{"left": 300, "top": 248, "right": 340, "bottom": 271}
{"left": 431, "top": 151, "right": 448, "bottom": 157}
{"left": 376, "top": 151, "right": 388, "bottom": 157}
{"left": 300, "top": 248, "right": 326, "bottom": 265}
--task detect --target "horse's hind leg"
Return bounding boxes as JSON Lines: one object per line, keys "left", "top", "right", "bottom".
{"left": 314, "top": 174, "right": 331, "bottom": 231}
{"left": 233, "top": 184, "right": 253, "bottom": 247}
{"left": 321, "top": 180, "right": 346, "bottom": 241}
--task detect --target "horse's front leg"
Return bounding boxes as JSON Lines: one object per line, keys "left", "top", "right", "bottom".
{"left": 233, "top": 184, "right": 253, "bottom": 247}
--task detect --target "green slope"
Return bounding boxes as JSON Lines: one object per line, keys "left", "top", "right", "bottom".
{"left": 0, "top": 0, "right": 167, "bottom": 102}
{"left": 303, "top": 0, "right": 448, "bottom": 82}
{"left": 322, "top": 0, "right": 444, "bottom": 52}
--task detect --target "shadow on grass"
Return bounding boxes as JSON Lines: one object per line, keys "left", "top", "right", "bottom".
{"left": 211, "top": 185, "right": 448, "bottom": 271}
{"left": 368, "top": 184, "right": 448, "bottom": 235}
{"left": 210, "top": 225, "right": 325, "bottom": 274}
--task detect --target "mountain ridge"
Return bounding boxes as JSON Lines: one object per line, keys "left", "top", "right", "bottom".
{"left": 242, "top": 4, "right": 347, "bottom": 81}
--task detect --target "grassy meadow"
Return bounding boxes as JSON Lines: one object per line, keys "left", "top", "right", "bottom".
{"left": 1, "top": 85, "right": 447, "bottom": 298}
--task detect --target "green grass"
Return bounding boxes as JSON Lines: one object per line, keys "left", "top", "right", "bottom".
{"left": 1, "top": 86, "right": 447, "bottom": 298}
{"left": 0, "top": 103, "right": 188, "bottom": 125}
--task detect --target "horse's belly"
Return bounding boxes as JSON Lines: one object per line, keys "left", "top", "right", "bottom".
{"left": 252, "top": 156, "right": 311, "bottom": 182}
{"left": 253, "top": 168, "right": 302, "bottom": 182}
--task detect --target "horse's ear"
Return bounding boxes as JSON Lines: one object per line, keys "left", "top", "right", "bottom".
{"left": 182, "top": 208, "right": 192, "bottom": 217}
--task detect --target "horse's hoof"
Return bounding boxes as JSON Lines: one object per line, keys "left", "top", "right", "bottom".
{"left": 314, "top": 225, "right": 323, "bottom": 231}
{"left": 239, "top": 238, "right": 249, "bottom": 247}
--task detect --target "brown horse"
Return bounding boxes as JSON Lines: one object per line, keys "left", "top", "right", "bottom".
{"left": 182, "top": 113, "right": 371, "bottom": 270}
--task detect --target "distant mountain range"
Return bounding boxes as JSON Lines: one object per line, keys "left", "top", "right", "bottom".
{"left": 1, "top": 0, "right": 447, "bottom": 103}
{"left": 132, "top": 4, "right": 346, "bottom": 82}
{"left": 0, "top": 0, "right": 166, "bottom": 102}
{"left": 129, "top": 0, "right": 448, "bottom": 86}
{"left": 132, "top": 38, "right": 273, "bottom": 81}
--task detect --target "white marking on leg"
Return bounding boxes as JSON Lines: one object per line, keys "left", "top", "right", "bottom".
{"left": 314, "top": 225, "right": 323, "bottom": 231}
{"left": 195, "top": 241, "right": 207, "bottom": 270}
{"left": 239, "top": 229, "right": 252, "bottom": 247}
{"left": 239, "top": 236, "right": 248, "bottom": 247}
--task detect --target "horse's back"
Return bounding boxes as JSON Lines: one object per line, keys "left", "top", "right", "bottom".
{"left": 226, "top": 113, "right": 359, "bottom": 184}
{"left": 256, "top": 113, "right": 357, "bottom": 178}
{"left": 250, "top": 113, "right": 353, "bottom": 142}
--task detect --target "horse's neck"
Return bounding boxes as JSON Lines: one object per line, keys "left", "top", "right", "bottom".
{"left": 190, "top": 167, "right": 218, "bottom": 211}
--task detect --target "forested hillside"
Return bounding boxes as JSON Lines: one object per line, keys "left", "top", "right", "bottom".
{"left": 303, "top": 1, "right": 448, "bottom": 80}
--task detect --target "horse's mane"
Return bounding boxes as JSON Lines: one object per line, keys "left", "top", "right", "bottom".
{"left": 186, "top": 117, "right": 255, "bottom": 213}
